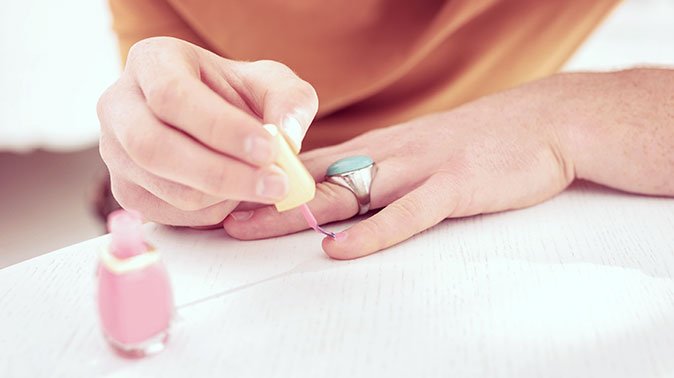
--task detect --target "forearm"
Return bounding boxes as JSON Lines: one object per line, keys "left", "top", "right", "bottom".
{"left": 554, "top": 68, "right": 674, "bottom": 196}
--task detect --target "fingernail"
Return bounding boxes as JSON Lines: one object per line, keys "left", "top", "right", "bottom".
{"left": 334, "top": 231, "right": 348, "bottom": 242}
{"left": 245, "top": 136, "right": 273, "bottom": 164}
{"left": 230, "top": 210, "right": 254, "bottom": 221}
{"left": 281, "top": 115, "right": 303, "bottom": 153}
{"left": 257, "top": 171, "right": 288, "bottom": 199}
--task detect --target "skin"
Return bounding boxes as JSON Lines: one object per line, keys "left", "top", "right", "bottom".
{"left": 98, "top": 37, "right": 674, "bottom": 259}
{"left": 98, "top": 37, "right": 318, "bottom": 226}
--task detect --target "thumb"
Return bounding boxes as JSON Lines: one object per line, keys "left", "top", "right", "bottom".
{"left": 234, "top": 60, "right": 319, "bottom": 153}
{"left": 323, "top": 173, "right": 458, "bottom": 259}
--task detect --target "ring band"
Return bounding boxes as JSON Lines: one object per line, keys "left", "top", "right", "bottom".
{"left": 325, "top": 155, "right": 377, "bottom": 215}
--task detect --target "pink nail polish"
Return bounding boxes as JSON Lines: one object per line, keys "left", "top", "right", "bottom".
{"left": 230, "top": 210, "right": 254, "bottom": 221}
{"left": 300, "top": 204, "right": 335, "bottom": 239}
{"left": 334, "top": 231, "right": 348, "bottom": 242}
{"left": 97, "top": 209, "right": 174, "bottom": 358}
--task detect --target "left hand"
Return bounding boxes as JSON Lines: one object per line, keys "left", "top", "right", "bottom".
{"left": 223, "top": 75, "right": 576, "bottom": 259}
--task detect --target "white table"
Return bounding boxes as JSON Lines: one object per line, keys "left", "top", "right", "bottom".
{"left": 2, "top": 181, "right": 674, "bottom": 377}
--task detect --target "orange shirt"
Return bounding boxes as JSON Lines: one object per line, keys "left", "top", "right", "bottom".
{"left": 108, "top": 0, "right": 619, "bottom": 150}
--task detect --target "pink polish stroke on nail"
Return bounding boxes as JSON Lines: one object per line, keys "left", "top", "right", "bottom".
{"left": 300, "top": 204, "right": 336, "bottom": 239}
{"left": 334, "top": 232, "right": 347, "bottom": 242}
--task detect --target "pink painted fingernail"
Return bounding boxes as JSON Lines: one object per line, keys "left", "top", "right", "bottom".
{"left": 334, "top": 231, "right": 348, "bottom": 242}
{"left": 230, "top": 211, "right": 254, "bottom": 221}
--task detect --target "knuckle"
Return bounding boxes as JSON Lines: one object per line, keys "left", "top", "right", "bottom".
{"left": 96, "top": 80, "right": 128, "bottom": 126}
{"left": 297, "top": 79, "right": 318, "bottom": 100}
{"left": 96, "top": 86, "right": 114, "bottom": 121}
{"left": 201, "top": 165, "right": 232, "bottom": 196}
{"left": 318, "top": 183, "right": 358, "bottom": 216}
{"left": 127, "top": 37, "right": 175, "bottom": 64}
{"left": 125, "top": 131, "right": 161, "bottom": 169}
{"left": 171, "top": 187, "right": 212, "bottom": 211}
{"left": 203, "top": 111, "right": 226, "bottom": 145}
{"left": 144, "top": 76, "right": 184, "bottom": 117}
{"left": 98, "top": 133, "right": 114, "bottom": 167}
{"left": 109, "top": 177, "right": 142, "bottom": 211}
{"left": 252, "top": 59, "right": 289, "bottom": 73}
{"left": 359, "top": 219, "right": 382, "bottom": 236}
{"left": 432, "top": 172, "right": 465, "bottom": 216}
{"left": 126, "top": 39, "right": 149, "bottom": 64}
{"left": 98, "top": 124, "right": 126, "bottom": 171}
{"left": 389, "top": 197, "right": 421, "bottom": 223}
{"left": 200, "top": 207, "right": 229, "bottom": 227}
{"left": 126, "top": 38, "right": 157, "bottom": 66}
{"left": 317, "top": 182, "right": 341, "bottom": 203}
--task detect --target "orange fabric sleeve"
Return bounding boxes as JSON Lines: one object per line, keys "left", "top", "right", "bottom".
{"left": 107, "top": 0, "right": 209, "bottom": 66}
{"left": 105, "top": 0, "right": 621, "bottom": 150}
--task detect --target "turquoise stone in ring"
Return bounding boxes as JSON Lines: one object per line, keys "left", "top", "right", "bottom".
{"left": 326, "top": 155, "right": 374, "bottom": 176}
{"left": 325, "top": 155, "right": 376, "bottom": 214}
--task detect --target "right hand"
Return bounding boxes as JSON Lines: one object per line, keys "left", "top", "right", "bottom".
{"left": 97, "top": 37, "right": 318, "bottom": 227}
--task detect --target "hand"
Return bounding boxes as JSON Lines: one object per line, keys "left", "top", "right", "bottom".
{"left": 223, "top": 76, "right": 575, "bottom": 258}
{"left": 97, "top": 37, "right": 318, "bottom": 226}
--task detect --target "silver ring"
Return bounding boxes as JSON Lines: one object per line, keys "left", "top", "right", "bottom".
{"left": 325, "top": 155, "right": 377, "bottom": 215}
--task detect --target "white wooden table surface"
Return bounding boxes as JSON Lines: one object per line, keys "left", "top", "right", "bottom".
{"left": 2, "top": 181, "right": 674, "bottom": 377}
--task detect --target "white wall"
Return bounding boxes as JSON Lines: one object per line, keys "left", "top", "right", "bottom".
{"left": 0, "top": 0, "right": 119, "bottom": 152}
{"left": 564, "top": 0, "right": 674, "bottom": 71}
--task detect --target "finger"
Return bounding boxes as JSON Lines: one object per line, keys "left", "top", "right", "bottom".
{"left": 128, "top": 39, "right": 277, "bottom": 166}
{"left": 296, "top": 128, "right": 386, "bottom": 181}
{"left": 231, "top": 138, "right": 362, "bottom": 211}
{"left": 322, "top": 173, "right": 459, "bottom": 260}
{"left": 110, "top": 175, "right": 238, "bottom": 227}
{"left": 99, "top": 82, "right": 289, "bottom": 203}
{"left": 223, "top": 158, "right": 417, "bottom": 239}
{"left": 300, "top": 146, "right": 374, "bottom": 181}
{"left": 233, "top": 60, "right": 319, "bottom": 152}
{"left": 99, "top": 128, "right": 224, "bottom": 211}
{"left": 230, "top": 201, "right": 271, "bottom": 212}
{"left": 223, "top": 181, "right": 358, "bottom": 239}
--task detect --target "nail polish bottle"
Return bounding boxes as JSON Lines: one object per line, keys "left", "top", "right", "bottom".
{"left": 97, "top": 209, "right": 174, "bottom": 358}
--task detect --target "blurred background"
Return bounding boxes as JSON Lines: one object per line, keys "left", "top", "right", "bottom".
{"left": 0, "top": 0, "right": 673, "bottom": 268}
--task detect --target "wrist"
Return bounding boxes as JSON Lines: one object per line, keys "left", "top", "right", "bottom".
{"left": 539, "top": 71, "right": 615, "bottom": 183}
{"left": 547, "top": 68, "right": 674, "bottom": 195}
